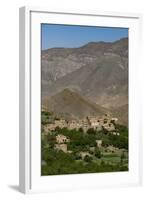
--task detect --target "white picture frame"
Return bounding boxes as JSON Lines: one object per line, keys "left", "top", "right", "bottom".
{"left": 19, "top": 6, "right": 143, "bottom": 194}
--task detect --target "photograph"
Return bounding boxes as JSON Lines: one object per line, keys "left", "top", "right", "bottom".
{"left": 41, "top": 24, "right": 129, "bottom": 176}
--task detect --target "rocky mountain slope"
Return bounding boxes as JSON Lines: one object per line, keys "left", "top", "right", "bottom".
{"left": 42, "top": 88, "right": 107, "bottom": 120}
{"left": 111, "top": 104, "right": 128, "bottom": 126}
{"left": 41, "top": 38, "right": 128, "bottom": 125}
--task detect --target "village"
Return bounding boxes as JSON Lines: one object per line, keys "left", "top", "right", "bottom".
{"left": 42, "top": 112, "right": 122, "bottom": 155}
{"left": 54, "top": 133, "right": 114, "bottom": 157}
{"left": 43, "top": 113, "right": 119, "bottom": 134}
{"left": 41, "top": 111, "right": 128, "bottom": 174}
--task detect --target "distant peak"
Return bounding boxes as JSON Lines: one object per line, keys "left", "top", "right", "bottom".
{"left": 113, "top": 37, "right": 128, "bottom": 44}
{"left": 81, "top": 41, "right": 112, "bottom": 49}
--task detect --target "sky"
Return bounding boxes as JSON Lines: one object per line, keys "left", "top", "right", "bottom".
{"left": 41, "top": 24, "right": 128, "bottom": 50}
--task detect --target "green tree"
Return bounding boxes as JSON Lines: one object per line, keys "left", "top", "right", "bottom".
{"left": 84, "top": 155, "right": 93, "bottom": 163}
{"left": 87, "top": 128, "right": 96, "bottom": 135}
{"left": 94, "top": 148, "right": 102, "bottom": 158}
{"left": 79, "top": 127, "right": 84, "bottom": 133}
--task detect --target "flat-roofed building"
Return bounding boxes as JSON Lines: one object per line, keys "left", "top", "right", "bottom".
{"left": 54, "top": 119, "right": 67, "bottom": 128}
{"left": 96, "top": 140, "right": 102, "bottom": 148}
{"left": 56, "top": 134, "right": 70, "bottom": 144}
{"left": 55, "top": 143, "right": 68, "bottom": 153}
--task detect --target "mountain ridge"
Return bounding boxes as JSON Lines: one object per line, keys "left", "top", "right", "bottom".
{"left": 41, "top": 37, "right": 128, "bottom": 125}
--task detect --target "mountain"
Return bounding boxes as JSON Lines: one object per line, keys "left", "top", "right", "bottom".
{"left": 111, "top": 104, "right": 128, "bottom": 126}
{"left": 43, "top": 55, "right": 128, "bottom": 108}
{"left": 42, "top": 89, "right": 108, "bottom": 120}
{"left": 41, "top": 38, "right": 128, "bottom": 125}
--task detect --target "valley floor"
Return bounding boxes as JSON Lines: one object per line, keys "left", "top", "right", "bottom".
{"left": 41, "top": 111, "right": 128, "bottom": 175}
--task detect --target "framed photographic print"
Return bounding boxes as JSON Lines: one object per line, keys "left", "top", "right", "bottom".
{"left": 19, "top": 6, "right": 142, "bottom": 193}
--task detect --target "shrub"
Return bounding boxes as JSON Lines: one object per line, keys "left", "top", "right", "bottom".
{"left": 84, "top": 155, "right": 93, "bottom": 163}
{"left": 94, "top": 148, "right": 102, "bottom": 158}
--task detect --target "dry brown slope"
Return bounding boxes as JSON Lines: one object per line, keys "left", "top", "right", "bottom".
{"left": 42, "top": 88, "right": 108, "bottom": 119}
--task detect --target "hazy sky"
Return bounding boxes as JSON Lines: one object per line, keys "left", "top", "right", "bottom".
{"left": 41, "top": 24, "right": 128, "bottom": 50}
